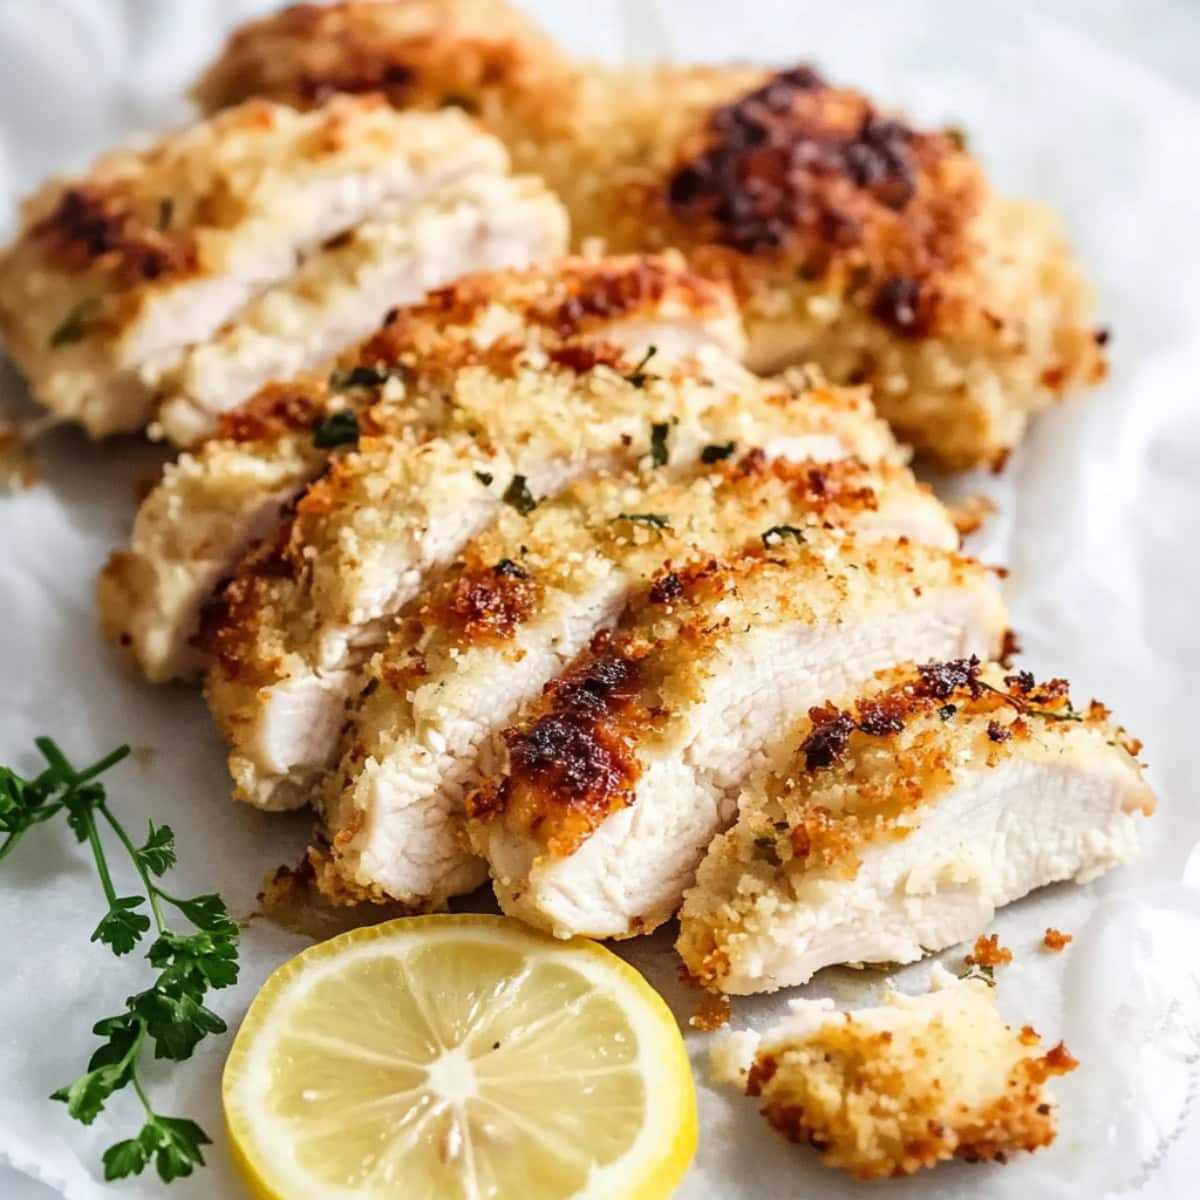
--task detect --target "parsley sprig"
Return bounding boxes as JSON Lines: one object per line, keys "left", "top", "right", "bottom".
{"left": 1, "top": 738, "right": 239, "bottom": 1183}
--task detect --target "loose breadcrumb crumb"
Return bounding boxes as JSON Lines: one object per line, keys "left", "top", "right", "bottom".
{"left": 1042, "top": 927, "right": 1073, "bottom": 952}
{"left": 690, "top": 992, "right": 732, "bottom": 1032}
{"left": 966, "top": 933, "right": 1013, "bottom": 968}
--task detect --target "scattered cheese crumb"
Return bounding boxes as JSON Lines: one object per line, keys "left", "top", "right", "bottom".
{"left": 966, "top": 932, "right": 1013, "bottom": 968}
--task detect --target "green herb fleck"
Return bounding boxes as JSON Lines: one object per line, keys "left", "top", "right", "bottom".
{"left": 752, "top": 835, "right": 782, "bottom": 867}
{"left": 1, "top": 738, "right": 238, "bottom": 1183}
{"left": 157, "top": 198, "right": 174, "bottom": 231}
{"left": 50, "top": 298, "right": 102, "bottom": 347}
{"left": 761, "top": 524, "right": 806, "bottom": 547}
{"left": 614, "top": 513, "right": 671, "bottom": 531}
{"left": 329, "top": 364, "right": 395, "bottom": 390}
{"left": 945, "top": 125, "right": 969, "bottom": 151}
{"left": 502, "top": 474, "right": 538, "bottom": 515}
{"left": 701, "top": 441, "right": 736, "bottom": 463}
{"left": 938, "top": 704, "right": 957, "bottom": 721}
{"left": 958, "top": 962, "right": 995, "bottom": 986}
{"left": 622, "top": 346, "right": 658, "bottom": 388}
{"left": 649, "top": 421, "right": 671, "bottom": 468}
{"left": 312, "top": 410, "right": 359, "bottom": 449}
{"left": 474, "top": 471, "right": 494, "bottom": 487}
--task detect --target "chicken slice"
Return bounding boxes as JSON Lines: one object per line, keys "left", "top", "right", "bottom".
{"left": 154, "top": 171, "right": 567, "bottom": 446}
{"left": 316, "top": 452, "right": 958, "bottom": 909}
{"left": 0, "top": 97, "right": 505, "bottom": 436}
{"left": 193, "top": 4, "right": 1107, "bottom": 470}
{"left": 204, "top": 340, "right": 897, "bottom": 812}
{"left": 97, "top": 253, "right": 748, "bottom": 683}
{"left": 677, "top": 659, "right": 1153, "bottom": 994}
{"left": 710, "top": 964, "right": 1078, "bottom": 1180}
{"left": 466, "top": 538, "right": 1007, "bottom": 939}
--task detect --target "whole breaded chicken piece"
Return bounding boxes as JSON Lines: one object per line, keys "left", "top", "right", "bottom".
{"left": 193, "top": 2, "right": 1107, "bottom": 468}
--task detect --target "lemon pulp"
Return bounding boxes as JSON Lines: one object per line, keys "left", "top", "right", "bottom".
{"left": 223, "top": 914, "right": 697, "bottom": 1199}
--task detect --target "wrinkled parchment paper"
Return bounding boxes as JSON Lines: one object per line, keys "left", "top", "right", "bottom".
{"left": 2, "top": 2, "right": 1199, "bottom": 1196}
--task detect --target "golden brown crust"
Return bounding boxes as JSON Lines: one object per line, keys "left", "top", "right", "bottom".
{"left": 1042, "top": 927, "right": 1073, "bottom": 952}
{"left": 663, "top": 66, "right": 980, "bottom": 338}
{"left": 192, "top": 0, "right": 572, "bottom": 121}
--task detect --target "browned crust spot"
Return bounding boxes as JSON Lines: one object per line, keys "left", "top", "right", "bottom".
{"left": 31, "top": 184, "right": 199, "bottom": 284}
{"left": 1041, "top": 927, "right": 1073, "bottom": 952}
{"left": 666, "top": 65, "right": 982, "bottom": 335}
{"left": 966, "top": 933, "right": 1013, "bottom": 969}
{"left": 423, "top": 553, "right": 542, "bottom": 645}
{"left": 467, "top": 637, "right": 652, "bottom": 855}
{"left": 215, "top": 378, "right": 329, "bottom": 443}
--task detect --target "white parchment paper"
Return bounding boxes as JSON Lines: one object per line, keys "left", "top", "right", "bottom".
{"left": 1, "top": 2, "right": 1198, "bottom": 1197}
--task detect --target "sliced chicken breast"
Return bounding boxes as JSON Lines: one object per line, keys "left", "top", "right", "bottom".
{"left": 154, "top": 171, "right": 567, "bottom": 446}
{"left": 678, "top": 659, "right": 1153, "bottom": 994}
{"left": 97, "top": 253, "right": 748, "bottom": 683}
{"left": 466, "top": 538, "right": 1007, "bottom": 940}
{"left": 710, "top": 964, "right": 1078, "bottom": 1180}
{"left": 204, "top": 336, "right": 897, "bottom": 813}
{"left": 0, "top": 97, "right": 506, "bottom": 436}
{"left": 194, "top": 4, "right": 1107, "bottom": 470}
{"left": 317, "top": 452, "right": 958, "bottom": 910}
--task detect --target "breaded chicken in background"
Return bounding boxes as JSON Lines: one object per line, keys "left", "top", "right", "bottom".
{"left": 192, "top": 0, "right": 1108, "bottom": 469}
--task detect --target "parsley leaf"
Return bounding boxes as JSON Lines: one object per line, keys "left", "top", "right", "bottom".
{"left": 701, "top": 441, "right": 736, "bottom": 463}
{"left": 329, "top": 364, "right": 395, "bottom": 390}
{"left": 649, "top": 421, "right": 671, "bottom": 468}
{"left": 761, "top": 524, "right": 807, "bottom": 547}
{"left": 474, "top": 470, "right": 494, "bottom": 486}
{"left": 311, "top": 409, "right": 359, "bottom": 449}
{"left": 502, "top": 474, "right": 538, "bottom": 515}
{"left": 2, "top": 738, "right": 235, "bottom": 1184}
{"left": 614, "top": 513, "right": 671, "bottom": 530}
{"left": 622, "top": 345, "right": 658, "bottom": 388}
{"left": 134, "top": 820, "right": 176, "bottom": 877}
{"left": 91, "top": 896, "right": 151, "bottom": 956}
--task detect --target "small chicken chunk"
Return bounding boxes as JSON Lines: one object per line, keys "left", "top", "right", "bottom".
{"left": 711, "top": 964, "right": 1078, "bottom": 1179}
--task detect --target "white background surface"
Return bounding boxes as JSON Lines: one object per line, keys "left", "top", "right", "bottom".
{"left": 2, "top": 1, "right": 1199, "bottom": 1197}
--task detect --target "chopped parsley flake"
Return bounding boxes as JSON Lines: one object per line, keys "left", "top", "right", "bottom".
{"left": 311, "top": 410, "right": 359, "bottom": 449}
{"left": 329, "top": 364, "right": 395, "bottom": 390}
{"left": 701, "top": 441, "right": 736, "bottom": 463}
{"left": 614, "top": 513, "right": 671, "bottom": 531}
{"left": 649, "top": 421, "right": 671, "bottom": 468}
{"left": 502, "top": 474, "right": 538, "bottom": 515}
{"left": 761, "top": 524, "right": 806, "bottom": 547}
{"left": 49, "top": 297, "right": 102, "bottom": 347}
{"left": 622, "top": 346, "right": 658, "bottom": 388}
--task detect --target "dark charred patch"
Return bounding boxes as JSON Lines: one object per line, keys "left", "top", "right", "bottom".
{"left": 33, "top": 184, "right": 198, "bottom": 282}
{"left": 471, "top": 651, "right": 655, "bottom": 853}
{"left": 855, "top": 697, "right": 907, "bottom": 737}
{"left": 872, "top": 275, "right": 930, "bottom": 335}
{"left": 800, "top": 704, "right": 856, "bottom": 769}
{"left": 649, "top": 571, "right": 684, "bottom": 604}
{"left": 915, "top": 656, "right": 983, "bottom": 701}
{"left": 1004, "top": 670, "right": 1035, "bottom": 694}
{"left": 986, "top": 720, "right": 1012, "bottom": 743}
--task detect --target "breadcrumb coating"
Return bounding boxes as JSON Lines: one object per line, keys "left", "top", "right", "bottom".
{"left": 712, "top": 965, "right": 1078, "bottom": 1179}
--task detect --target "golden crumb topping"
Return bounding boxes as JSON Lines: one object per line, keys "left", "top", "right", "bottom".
{"left": 736, "top": 974, "right": 1077, "bottom": 1179}
{"left": 966, "top": 933, "right": 1013, "bottom": 969}
{"left": 192, "top": 0, "right": 572, "bottom": 119}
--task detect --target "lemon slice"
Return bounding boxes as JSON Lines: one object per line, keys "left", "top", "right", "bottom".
{"left": 223, "top": 914, "right": 697, "bottom": 1199}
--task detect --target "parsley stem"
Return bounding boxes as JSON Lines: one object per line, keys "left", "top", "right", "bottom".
{"left": 130, "top": 1053, "right": 155, "bottom": 1121}
{"left": 82, "top": 808, "right": 119, "bottom": 909}
{"left": 97, "top": 802, "right": 167, "bottom": 934}
{"left": 0, "top": 832, "right": 21, "bottom": 864}
{"left": 74, "top": 745, "right": 132, "bottom": 787}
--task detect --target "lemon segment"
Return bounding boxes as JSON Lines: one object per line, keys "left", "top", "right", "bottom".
{"left": 223, "top": 914, "right": 697, "bottom": 1199}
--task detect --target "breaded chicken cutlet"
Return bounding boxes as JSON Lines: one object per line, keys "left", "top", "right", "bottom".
{"left": 678, "top": 659, "right": 1153, "bottom": 994}
{"left": 0, "top": 95, "right": 566, "bottom": 440}
{"left": 194, "top": 0, "right": 1108, "bottom": 469}
{"left": 97, "top": 253, "right": 748, "bottom": 684}
{"left": 711, "top": 965, "right": 1078, "bottom": 1179}
{"left": 313, "top": 451, "right": 958, "bottom": 911}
